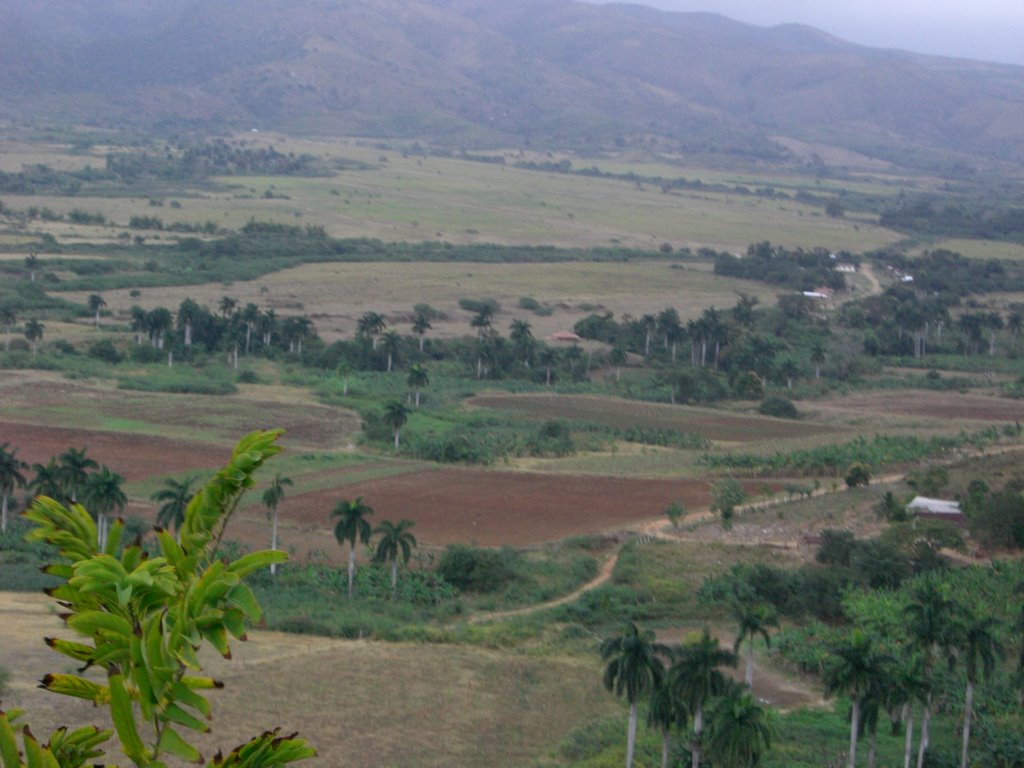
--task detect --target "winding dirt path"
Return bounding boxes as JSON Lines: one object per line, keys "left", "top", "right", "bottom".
{"left": 470, "top": 441, "right": 1024, "bottom": 622}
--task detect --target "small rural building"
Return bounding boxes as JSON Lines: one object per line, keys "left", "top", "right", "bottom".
{"left": 802, "top": 291, "right": 831, "bottom": 300}
{"left": 550, "top": 331, "right": 582, "bottom": 343}
{"left": 906, "top": 496, "right": 966, "bottom": 527}
{"left": 834, "top": 264, "right": 857, "bottom": 273}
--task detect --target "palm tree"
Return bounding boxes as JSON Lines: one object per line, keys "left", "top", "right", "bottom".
{"left": 904, "top": 576, "right": 963, "bottom": 768}
{"left": 282, "top": 315, "right": 314, "bottom": 355}
{"left": 609, "top": 345, "right": 628, "bottom": 382}
{"left": 146, "top": 307, "right": 173, "bottom": 349}
{"left": 670, "top": 629, "right": 738, "bottom": 768}
{"left": 733, "top": 601, "right": 779, "bottom": 688}
{"left": 25, "top": 253, "right": 39, "bottom": 282}
{"left": 331, "top": 497, "right": 374, "bottom": 599}
{"left": 372, "top": 519, "right": 417, "bottom": 595}
{"left": 29, "top": 458, "right": 64, "bottom": 502}
{"left": 383, "top": 400, "right": 409, "bottom": 450}
{"left": 538, "top": 347, "right": 557, "bottom": 386}
{"left": 648, "top": 666, "right": 689, "bottom": 768}
{"left": 810, "top": 342, "right": 826, "bottom": 379}
{"left": 601, "top": 622, "right": 670, "bottom": 768}
{"left": 240, "top": 303, "right": 260, "bottom": 354}
{"left": 337, "top": 361, "right": 353, "bottom": 396}
{"left": 509, "top": 318, "right": 534, "bottom": 365}
{"left": 0, "top": 443, "right": 28, "bottom": 533}
{"left": 129, "top": 305, "right": 147, "bottom": 345}
{"left": 1, "top": 306, "right": 16, "bottom": 351}
{"left": 380, "top": 330, "right": 401, "bottom": 372}
{"left": 357, "top": 311, "right": 387, "bottom": 349}
{"left": 886, "top": 656, "right": 926, "bottom": 768}
{"left": 823, "top": 629, "right": 892, "bottom": 768}
{"left": 151, "top": 475, "right": 197, "bottom": 537}
{"left": 24, "top": 318, "right": 44, "bottom": 355}
{"left": 58, "top": 447, "right": 97, "bottom": 504}
{"left": 955, "top": 614, "right": 1004, "bottom": 768}
{"left": 259, "top": 308, "right": 278, "bottom": 347}
{"left": 81, "top": 465, "right": 126, "bottom": 551}
{"left": 407, "top": 364, "right": 429, "bottom": 407}
{"left": 411, "top": 312, "right": 432, "bottom": 353}
{"left": 87, "top": 293, "right": 107, "bottom": 328}
{"left": 470, "top": 305, "right": 494, "bottom": 335}
{"left": 262, "top": 473, "right": 293, "bottom": 575}
{"left": 218, "top": 295, "right": 238, "bottom": 318}
{"left": 176, "top": 298, "right": 201, "bottom": 347}
{"left": 703, "top": 686, "right": 774, "bottom": 768}
{"left": 640, "top": 314, "right": 656, "bottom": 356}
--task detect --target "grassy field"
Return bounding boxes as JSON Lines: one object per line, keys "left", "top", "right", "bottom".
{"left": 1, "top": 135, "right": 905, "bottom": 253}
{"left": 0, "top": 591, "right": 618, "bottom": 768}
{"left": 60, "top": 260, "right": 781, "bottom": 342}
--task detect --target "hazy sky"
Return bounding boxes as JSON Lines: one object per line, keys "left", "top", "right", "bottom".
{"left": 592, "top": 0, "right": 1024, "bottom": 65}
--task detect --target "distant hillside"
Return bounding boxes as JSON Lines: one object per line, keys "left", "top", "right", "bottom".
{"left": 2, "top": 0, "right": 1023, "bottom": 167}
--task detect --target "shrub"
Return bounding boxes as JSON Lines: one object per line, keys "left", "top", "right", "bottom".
{"left": 436, "top": 544, "right": 520, "bottom": 592}
{"left": 458, "top": 297, "right": 500, "bottom": 314}
{"left": 517, "top": 296, "right": 541, "bottom": 310}
{"left": 845, "top": 462, "right": 871, "bottom": 487}
{"left": 87, "top": 339, "right": 122, "bottom": 364}
{"left": 758, "top": 396, "right": 799, "bottom": 419}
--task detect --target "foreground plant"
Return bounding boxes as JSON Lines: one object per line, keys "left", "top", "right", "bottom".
{"left": 0, "top": 429, "right": 315, "bottom": 768}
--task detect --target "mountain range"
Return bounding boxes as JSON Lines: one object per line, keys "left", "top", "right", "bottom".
{"left": 2, "top": 0, "right": 1023, "bottom": 167}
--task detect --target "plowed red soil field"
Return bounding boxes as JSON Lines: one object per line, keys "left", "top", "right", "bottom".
{"left": 0, "top": 420, "right": 228, "bottom": 481}
{"left": 274, "top": 468, "right": 737, "bottom": 546}
{"left": 814, "top": 390, "right": 1024, "bottom": 422}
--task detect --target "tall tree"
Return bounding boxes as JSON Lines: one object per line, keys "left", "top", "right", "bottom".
{"left": 649, "top": 661, "right": 689, "bottom": 768}
{"left": 261, "top": 473, "right": 293, "bottom": 575}
{"left": 538, "top": 347, "right": 557, "bottom": 387}
{"left": 86, "top": 294, "right": 106, "bottom": 328}
{"left": 670, "top": 629, "right": 738, "bottom": 768}
{"left": 372, "top": 518, "right": 417, "bottom": 595}
{"left": 601, "top": 622, "right": 670, "bottom": 768}
{"left": 24, "top": 318, "right": 44, "bottom": 355}
{"left": 823, "top": 629, "right": 892, "bottom": 768}
{"left": 331, "top": 497, "right": 374, "bottom": 599}
{"left": 146, "top": 307, "right": 173, "bottom": 349}
{"left": 0, "top": 305, "right": 14, "bottom": 351}
{"left": 240, "top": 303, "right": 260, "bottom": 355}
{"left": 58, "top": 447, "right": 97, "bottom": 504}
{"left": 383, "top": 401, "right": 409, "bottom": 450}
{"left": 129, "top": 305, "right": 147, "bottom": 345}
{"left": 609, "top": 345, "right": 628, "bottom": 383}
{"left": 24, "top": 253, "right": 39, "bottom": 282}
{"left": 218, "top": 295, "right": 238, "bottom": 319}
{"left": 904, "top": 577, "right": 963, "bottom": 768}
{"left": 337, "top": 360, "right": 353, "bottom": 396}
{"left": 0, "top": 443, "right": 28, "bottom": 533}
{"left": 357, "top": 311, "right": 387, "bottom": 349}
{"left": 411, "top": 312, "right": 432, "bottom": 353}
{"left": 29, "top": 458, "right": 64, "bottom": 502}
{"left": 177, "top": 298, "right": 201, "bottom": 347}
{"left": 509, "top": 318, "right": 534, "bottom": 365}
{"left": 380, "top": 330, "right": 401, "bottom": 372}
{"left": 733, "top": 601, "right": 779, "bottom": 687}
{"left": 151, "top": 475, "right": 197, "bottom": 537}
{"left": 406, "top": 364, "right": 429, "bottom": 407}
{"left": 81, "top": 465, "right": 126, "bottom": 550}
{"left": 955, "top": 614, "right": 1004, "bottom": 768}
{"left": 703, "top": 687, "right": 774, "bottom": 768}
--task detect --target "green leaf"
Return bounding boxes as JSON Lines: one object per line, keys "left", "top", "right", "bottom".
{"left": 225, "top": 550, "right": 287, "bottom": 579}
{"left": 67, "top": 611, "right": 133, "bottom": 638}
{"left": 158, "top": 726, "right": 202, "bottom": 764}
{"left": 0, "top": 711, "right": 24, "bottom": 768}
{"left": 38, "top": 674, "right": 109, "bottom": 704}
{"left": 109, "top": 671, "right": 148, "bottom": 765}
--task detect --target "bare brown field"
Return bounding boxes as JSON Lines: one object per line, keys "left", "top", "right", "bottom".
{"left": 812, "top": 390, "right": 1024, "bottom": 423}
{"left": 467, "top": 393, "right": 831, "bottom": 443}
{"left": 0, "top": 592, "right": 618, "bottom": 768}
{"left": 276, "top": 467, "right": 735, "bottom": 546}
{"left": 0, "top": 371, "right": 360, "bottom": 452}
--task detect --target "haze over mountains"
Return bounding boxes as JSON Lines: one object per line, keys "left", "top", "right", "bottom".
{"left": 2, "top": 0, "right": 1023, "bottom": 167}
